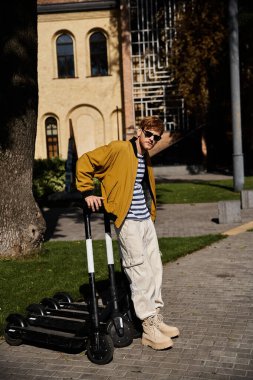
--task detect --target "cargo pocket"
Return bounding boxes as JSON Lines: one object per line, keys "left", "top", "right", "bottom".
{"left": 116, "top": 220, "right": 144, "bottom": 269}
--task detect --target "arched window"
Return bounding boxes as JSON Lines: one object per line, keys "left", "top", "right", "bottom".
{"left": 89, "top": 32, "right": 108, "bottom": 76}
{"left": 56, "top": 34, "right": 75, "bottom": 78}
{"left": 45, "top": 117, "right": 59, "bottom": 158}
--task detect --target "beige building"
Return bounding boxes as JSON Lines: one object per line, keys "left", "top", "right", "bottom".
{"left": 36, "top": 1, "right": 188, "bottom": 161}
{"left": 36, "top": 0, "right": 133, "bottom": 159}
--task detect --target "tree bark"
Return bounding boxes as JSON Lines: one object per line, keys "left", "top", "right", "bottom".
{"left": 0, "top": 1, "right": 46, "bottom": 257}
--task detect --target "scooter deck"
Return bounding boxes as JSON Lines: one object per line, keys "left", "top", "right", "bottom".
{"left": 39, "top": 302, "right": 110, "bottom": 321}
{"left": 27, "top": 313, "right": 90, "bottom": 333}
{"left": 5, "top": 323, "right": 88, "bottom": 350}
{"left": 42, "top": 306, "right": 90, "bottom": 319}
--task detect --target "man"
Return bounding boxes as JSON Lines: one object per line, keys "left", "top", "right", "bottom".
{"left": 76, "top": 116, "right": 179, "bottom": 350}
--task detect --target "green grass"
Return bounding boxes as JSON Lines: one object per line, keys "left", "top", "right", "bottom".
{"left": 158, "top": 235, "right": 224, "bottom": 263}
{"left": 156, "top": 176, "right": 253, "bottom": 204}
{"left": 0, "top": 235, "right": 224, "bottom": 337}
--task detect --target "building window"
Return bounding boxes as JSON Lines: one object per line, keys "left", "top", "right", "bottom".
{"left": 56, "top": 34, "right": 75, "bottom": 78}
{"left": 89, "top": 32, "right": 108, "bottom": 76}
{"left": 45, "top": 117, "right": 59, "bottom": 158}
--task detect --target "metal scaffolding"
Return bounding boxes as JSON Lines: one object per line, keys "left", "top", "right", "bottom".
{"left": 128, "top": 0, "right": 188, "bottom": 131}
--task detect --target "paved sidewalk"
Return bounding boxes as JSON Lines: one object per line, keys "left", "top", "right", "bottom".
{"left": 1, "top": 231, "right": 253, "bottom": 379}
{"left": 41, "top": 203, "right": 253, "bottom": 241}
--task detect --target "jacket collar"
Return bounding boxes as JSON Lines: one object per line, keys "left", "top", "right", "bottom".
{"left": 130, "top": 136, "right": 154, "bottom": 191}
{"left": 130, "top": 137, "right": 138, "bottom": 157}
{"left": 130, "top": 136, "right": 149, "bottom": 159}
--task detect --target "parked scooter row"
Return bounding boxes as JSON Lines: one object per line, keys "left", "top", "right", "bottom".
{"left": 4, "top": 205, "right": 140, "bottom": 365}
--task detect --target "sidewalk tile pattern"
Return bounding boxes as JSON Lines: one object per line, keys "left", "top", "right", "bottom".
{"left": 1, "top": 232, "right": 253, "bottom": 379}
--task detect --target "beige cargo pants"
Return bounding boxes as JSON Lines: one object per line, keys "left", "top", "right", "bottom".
{"left": 115, "top": 218, "right": 164, "bottom": 320}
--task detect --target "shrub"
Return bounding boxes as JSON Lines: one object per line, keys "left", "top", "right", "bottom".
{"left": 32, "top": 158, "right": 102, "bottom": 201}
{"left": 33, "top": 158, "right": 66, "bottom": 199}
{"left": 93, "top": 177, "right": 102, "bottom": 196}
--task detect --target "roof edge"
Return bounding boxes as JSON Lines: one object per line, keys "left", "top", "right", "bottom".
{"left": 37, "top": 1, "right": 118, "bottom": 14}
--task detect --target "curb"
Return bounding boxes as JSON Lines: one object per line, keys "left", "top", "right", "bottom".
{"left": 222, "top": 220, "right": 253, "bottom": 236}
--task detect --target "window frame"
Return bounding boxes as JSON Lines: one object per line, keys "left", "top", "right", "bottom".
{"left": 45, "top": 116, "right": 59, "bottom": 158}
{"left": 89, "top": 30, "right": 109, "bottom": 77}
{"left": 56, "top": 32, "right": 76, "bottom": 79}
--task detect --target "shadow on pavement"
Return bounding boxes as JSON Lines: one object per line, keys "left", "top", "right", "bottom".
{"left": 41, "top": 205, "right": 106, "bottom": 241}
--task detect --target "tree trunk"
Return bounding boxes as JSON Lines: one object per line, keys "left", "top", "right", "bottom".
{"left": 0, "top": 1, "right": 46, "bottom": 257}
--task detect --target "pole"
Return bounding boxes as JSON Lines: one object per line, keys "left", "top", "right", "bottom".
{"left": 229, "top": 0, "right": 244, "bottom": 191}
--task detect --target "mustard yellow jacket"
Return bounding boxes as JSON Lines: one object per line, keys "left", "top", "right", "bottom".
{"left": 76, "top": 138, "right": 157, "bottom": 228}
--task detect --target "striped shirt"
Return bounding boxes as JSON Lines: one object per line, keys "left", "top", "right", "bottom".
{"left": 126, "top": 153, "right": 150, "bottom": 220}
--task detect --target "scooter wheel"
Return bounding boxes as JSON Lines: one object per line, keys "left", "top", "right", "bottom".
{"left": 40, "top": 297, "right": 60, "bottom": 309}
{"left": 86, "top": 333, "right": 114, "bottom": 365}
{"left": 4, "top": 323, "right": 23, "bottom": 346}
{"left": 53, "top": 292, "right": 73, "bottom": 303}
{"left": 4, "top": 315, "right": 26, "bottom": 346}
{"left": 26, "top": 303, "right": 46, "bottom": 316}
{"left": 106, "top": 318, "right": 133, "bottom": 348}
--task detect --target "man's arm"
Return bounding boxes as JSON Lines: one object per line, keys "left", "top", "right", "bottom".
{"left": 75, "top": 143, "right": 115, "bottom": 211}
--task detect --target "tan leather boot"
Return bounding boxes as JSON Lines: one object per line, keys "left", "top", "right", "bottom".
{"left": 155, "top": 309, "right": 180, "bottom": 338}
{"left": 142, "top": 315, "right": 173, "bottom": 350}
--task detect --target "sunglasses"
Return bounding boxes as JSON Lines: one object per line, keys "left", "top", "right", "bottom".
{"left": 142, "top": 129, "right": 162, "bottom": 142}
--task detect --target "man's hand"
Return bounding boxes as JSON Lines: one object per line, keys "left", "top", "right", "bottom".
{"left": 85, "top": 195, "right": 104, "bottom": 212}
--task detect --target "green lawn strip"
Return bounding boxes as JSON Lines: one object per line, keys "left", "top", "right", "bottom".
{"left": 159, "top": 235, "right": 225, "bottom": 263}
{"left": 0, "top": 235, "right": 224, "bottom": 337}
{"left": 156, "top": 176, "right": 253, "bottom": 204}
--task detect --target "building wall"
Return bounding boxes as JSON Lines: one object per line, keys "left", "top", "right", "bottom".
{"left": 36, "top": 7, "right": 123, "bottom": 159}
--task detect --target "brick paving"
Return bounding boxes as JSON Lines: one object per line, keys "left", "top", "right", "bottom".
{"left": 1, "top": 172, "right": 253, "bottom": 379}
{"left": 41, "top": 202, "right": 253, "bottom": 241}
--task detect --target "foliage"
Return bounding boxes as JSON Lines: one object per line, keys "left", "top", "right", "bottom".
{"left": 239, "top": 1, "right": 253, "bottom": 169}
{"left": 239, "top": 1, "right": 253, "bottom": 88}
{"left": 167, "top": 0, "right": 227, "bottom": 123}
{"left": 32, "top": 158, "right": 66, "bottom": 199}
{"left": 32, "top": 158, "right": 102, "bottom": 200}
{"left": 93, "top": 177, "right": 102, "bottom": 196}
{"left": 0, "top": 235, "right": 224, "bottom": 336}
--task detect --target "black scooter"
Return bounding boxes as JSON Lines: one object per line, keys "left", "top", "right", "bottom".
{"left": 4, "top": 205, "right": 135, "bottom": 363}
{"left": 29, "top": 207, "right": 134, "bottom": 347}
{"left": 4, "top": 205, "right": 116, "bottom": 365}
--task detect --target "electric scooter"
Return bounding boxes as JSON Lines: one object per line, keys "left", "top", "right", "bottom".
{"left": 4, "top": 205, "right": 115, "bottom": 365}
{"left": 30, "top": 206, "right": 134, "bottom": 348}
